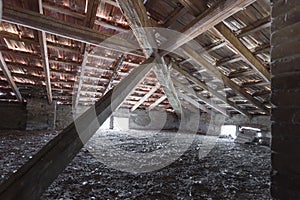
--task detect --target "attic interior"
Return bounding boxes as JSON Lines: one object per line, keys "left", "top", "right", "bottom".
{"left": 0, "top": 0, "right": 299, "bottom": 199}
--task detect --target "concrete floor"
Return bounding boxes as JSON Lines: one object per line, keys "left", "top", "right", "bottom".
{"left": 0, "top": 130, "right": 271, "bottom": 199}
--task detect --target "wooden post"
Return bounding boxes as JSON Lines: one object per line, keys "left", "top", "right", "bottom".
{"left": 0, "top": 58, "right": 154, "bottom": 200}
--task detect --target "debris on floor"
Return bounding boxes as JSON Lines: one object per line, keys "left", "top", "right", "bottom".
{"left": 0, "top": 130, "right": 271, "bottom": 199}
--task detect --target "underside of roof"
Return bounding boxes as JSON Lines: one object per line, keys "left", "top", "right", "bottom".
{"left": 0, "top": 0, "right": 271, "bottom": 116}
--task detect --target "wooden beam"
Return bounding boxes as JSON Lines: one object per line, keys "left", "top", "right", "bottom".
{"left": 117, "top": 0, "right": 182, "bottom": 115}
{"left": 0, "top": 53, "right": 23, "bottom": 102}
{"left": 131, "top": 82, "right": 160, "bottom": 112}
{"left": 75, "top": 0, "right": 100, "bottom": 108}
{"left": 0, "top": 57, "right": 154, "bottom": 200}
{"left": 214, "top": 23, "right": 271, "bottom": 82}
{"left": 216, "top": 55, "right": 243, "bottom": 66}
{"left": 148, "top": 95, "right": 167, "bottom": 111}
{"left": 237, "top": 16, "right": 271, "bottom": 38}
{"left": 160, "top": 0, "right": 256, "bottom": 53}
{"left": 37, "top": 0, "right": 52, "bottom": 104}
{"left": 103, "top": 54, "right": 125, "bottom": 94}
{"left": 177, "top": 92, "right": 211, "bottom": 114}
{"left": 2, "top": 5, "right": 143, "bottom": 57}
{"left": 228, "top": 70, "right": 254, "bottom": 79}
{"left": 117, "top": 0, "right": 154, "bottom": 58}
{"left": 42, "top": 1, "right": 85, "bottom": 19}
{"left": 173, "top": 79, "right": 229, "bottom": 116}
{"left": 181, "top": 45, "right": 270, "bottom": 114}
{"left": 172, "top": 62, "right": 249, "bottom": 116}
{"left": 163, "top": 4, "right": 186, "bottom": 28}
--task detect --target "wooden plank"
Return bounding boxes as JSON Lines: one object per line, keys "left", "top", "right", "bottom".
{"left": 172, "top": 62, "right": 249, "bottom": 116}
{"left": 214, "top": 23, "right": 271, "bottom": 82}
{"left": 117, "top": 0, "right": 182, "bottom": 115}
{"left": 117, "top": 0, "right": 154, "bottom": 58}
{"left": 161, "top": 0, "right": 256, "bottom": 53}
{"left": 42, "top": 1, "right": 85, "bottom": 19}
{"left": 75, "top": 0, "right": 100, "bottom": 108}
{"left": 0, "top": 57, "right": 155, "bottom": 200}
{"left": 181, "top": 45, "right": 270, "bottom": 114}
{"left": 37, "top": 0, "right": 52, "bottom": 104}
{"left": 173, "top": 78, "right": 229, "bottom": 116}
{"left": 0, "top": 53, "right": 23, "bottom": 102}
{"left": 177, "top": 92, "right": 211, "bottom": 114}
{"left": 148, "top": 95, "right": 167, "bottom": 111}
{"left": 131, "top": 82, "right": 160, "bottom": 112}
{"left": 103, "top": 54, "right": 125, "bottom": 94}
{"left": 163, "top": 4, "right": 187, "bottom": 28}
{"left": 237, "top": 16, "right": 271, "bottom": 38}
{"left": 2, "top": 5, "right": 143, "bottom": 57}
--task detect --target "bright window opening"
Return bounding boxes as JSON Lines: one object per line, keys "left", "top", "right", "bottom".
{"left": 220, "top": 125, "right": 237, "bottom": 139}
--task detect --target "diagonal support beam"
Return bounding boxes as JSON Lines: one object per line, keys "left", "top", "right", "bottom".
{"left": 104, "top": 54, "right": 126, "bottom": 94}
{"left": 0, "top": 57, "right": 155, "bottom": 200}
{"left": 117, "top": 0, "right": 182, "bottom": 115}
{"left": 177, "top": 92, "right": 211, "bottom": 114}
{"left": 161, "top": 0, "right": 256, "bottom": 53}
{"left": 172, "top": 62, "right": 249, "bottom": 116}
{"left": 148, "top": 95, "right": 167, "bottom": 111}
{"left": 131, "top": 82, "right": 160, "bottom": 112}
{"left": 173, "top": 79, "right": 229, "bottom": 117}
{"left": 214, "top": 24, "right": 271, "bottom": 82}
{"left": 182, "top": 45, "right": 270, "bottom": 114}
{"left": 0, "top": 53, "right": 22, "bottom": 102}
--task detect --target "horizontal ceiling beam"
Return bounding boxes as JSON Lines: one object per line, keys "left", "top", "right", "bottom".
{"left": 2, "top": 5, "right": 143, "bottom": 57}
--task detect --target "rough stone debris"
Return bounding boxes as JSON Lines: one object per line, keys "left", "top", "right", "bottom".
{"left": 0, "top": 130, "right": 271, "bottom": 199}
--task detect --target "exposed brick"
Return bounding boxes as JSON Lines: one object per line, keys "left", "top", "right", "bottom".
{"left": 271, "top": 72, "right": 300, "bottom": 90}
{"left": 271, "top": 107, "right": 300, "bottom": 124}
{"left": 272, "top": 5, "right": 300, "bottom": 30}
{"left": 271, "top": 55, "right": 300, "bottom": 75}
{"left": 271, "top": 21, "right": 300, "bottom": 45}
{"left": 271, "top": 39, "right": 300, "bottom": 60}
{"left": 271, "top": 90, "right": 300, "bottom": 106}
{"left": 271, "top": 138, "right": 300, "bottom": 154}
{"left": 272, "top": 123, "right": 300, "bottom": 140}
{"left": 272, "top": 0, "right": 300, "bottom": 17}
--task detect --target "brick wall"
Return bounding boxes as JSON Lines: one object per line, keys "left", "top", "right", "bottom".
{"left": 271, "top": 0, "right": 300, "bottom": 198}
{"left": 26, "top": 98, "right": 56, "bottom": 130}
{"left": 0, "top": 102, "right": 27, "bottom": 130}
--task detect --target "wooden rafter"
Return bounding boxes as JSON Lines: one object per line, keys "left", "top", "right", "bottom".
{"left": 103, "top": 54, "right": 126, "bottom": 94}
{"left": 117, "top": 0, "right": 182, "bottom": 115}
{"left": 148, "top": 95, "right": 167, "bottom": 111}
{"left": 160, "top": 0, "right": 256, "bottom": 53}
{"left": 173, "top": 79, "right": 229, "bottom": 116}
{"left": 2, "top": 5, "right": 143, "bottom": 57}
{"left": 172, "top": 62, "right": 249, "bottom": 116}
{"left": 131, "top": 82, "right": 160, "bottom": 112}
{"left": 0, "top": 53, "right": 23, "bottom": 102}
{"left": 0, "top": 57, "right": 155, "bottom": 200}
{"left": 237, "top": 16, "right": 271, "bottom": 38}
{"left": 74, "top": 0, "right": 100, "bottom": 108}
{"left": 36, "top": 0, "right": 52, "bottom": 104}
{"left": 177, "top": 92, "right": 211, "bottom": 114}
{"left": 182, "top": 45, "right": 270, "bottom": 114}
{"left": 214, "top": 24, "right": 271, "bottom": 82}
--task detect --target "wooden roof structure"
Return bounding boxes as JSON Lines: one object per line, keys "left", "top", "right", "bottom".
{"left": 0, "top": 0, "right": 271, "bottom": 116}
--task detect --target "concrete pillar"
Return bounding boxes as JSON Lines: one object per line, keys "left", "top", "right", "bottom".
{"left": 271, "top": 0, "right": 300, "bottom": 198}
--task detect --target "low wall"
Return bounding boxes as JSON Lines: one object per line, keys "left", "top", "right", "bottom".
{"left": 0, "top": 102, "right": 27, "bottom": 130}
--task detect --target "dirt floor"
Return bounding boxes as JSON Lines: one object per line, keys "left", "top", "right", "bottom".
{"left": 0, "top": 130, "right": 271, "bottom": 199}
